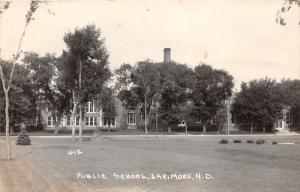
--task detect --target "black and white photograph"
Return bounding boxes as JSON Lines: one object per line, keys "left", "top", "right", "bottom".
{"left": 0, "top": 0, "right": 299, "bottom": 191}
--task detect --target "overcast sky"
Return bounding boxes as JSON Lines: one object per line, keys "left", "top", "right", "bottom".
{"left": 0, "top": 0, "right": 299, "bottom": 88}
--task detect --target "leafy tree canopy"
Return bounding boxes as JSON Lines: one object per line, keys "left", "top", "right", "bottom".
{"left": 191, "top": 64, "right": 234, "bottom": 123}
{"left": 0, "top": 60, "right": 36, "bottom": 131}
{"left": 58, "top": 24, "right": 111, "bottom": 105}
{"left": 232, "top": 78, "right": 284, "bottom": 126}
{"left": 276, "top": 0, "right": 300, "bottom": 25}
{"left": 158, "top": 62, "right": 194, "bottom": 127}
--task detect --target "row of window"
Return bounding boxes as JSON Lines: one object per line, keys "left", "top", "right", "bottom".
{"left": 48, "top": 113, "right": 220, "bottom": 127}
{"left": 47, "top": 116, "right": 116, "bottom": 127}
{"left": 48, "top": 100, "right": 117, "bottom": 113}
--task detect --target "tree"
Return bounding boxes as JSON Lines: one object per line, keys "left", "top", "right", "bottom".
{"left": 130, "top": 61, "right": 162, "bottom": 134}
{"left": 0, "top": 0, "right": 42, "bottom": 160}
{"left": 101, "top": 87, "right": 117, "bottom": 133}
{"left": 0, "top": 61, "right": 37, "bottom": 132}
{"left": 158, "top": 62, "right": 194, "bottom": 132}
{"left": 191, "top": 64, "right": 233, "bottom": 133}
{"left": 22, "top": 52, "right": 57, "bottom": 128}
{"left": 115, "top": 61, "right": 194, "bottom": 133}
{"left": 276, "top": 0, "right": 300, "bottom": 25}
{"left": 58, "top": 24, "right": 111, "bottom": 141}
{"left": 22, "top": 52, "right": 70, "bottom": 134}
{"left": 279, "top": 79, "right": 300, "bottom": 127}
{"left": 173, "top": 101, "right": 194, "bottom": 134}
{"left": 232, "top": 78, "right": 284, "bottom": 133}
{"left": 114, "top": 63, "right": 137, "bottom": 109}
{"left": 114, "top": 63, "right": 133, "bottom": 92}
{"left": 116, "top": 61, "right": 162, "bottom": 134}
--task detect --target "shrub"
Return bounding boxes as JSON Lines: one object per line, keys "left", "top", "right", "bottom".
{"left": 272, "top": 141, "right": 277, "bottom": 145}
{"left": 16, "top": 126, "right": 31, "bottom": 145}
{"left": 247, "top": 139, "right": 254, "bottom": 144}
{"left": 219, "top": 139, "right": 229, "bottom": 144}
{"left": 256, "top": 139, "right": 265, "bottom": 145}
{"left": 233, "top": 139, "right": 242, "bottom": 143}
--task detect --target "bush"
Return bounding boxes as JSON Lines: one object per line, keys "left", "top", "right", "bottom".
{"left": 272, "top": 141, "right": 277, "bottom": 145}
{"left": 256, "top": 139, "right": 265, "bottom": 145}
{"left": 233, "top": 139, "right": 242, "bottom": 143}
{"left": 16, "top": 127, "right": 31, "bottom": 145}
{"left": 219, "top": 139, "right": 229, "bottom": 144}
{"left": 247, "top": 139, "right": 254, "bottom": 144}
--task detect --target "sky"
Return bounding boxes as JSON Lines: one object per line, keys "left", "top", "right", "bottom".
{"left": 0, "top": 0, "right": 299, "bottom": 88}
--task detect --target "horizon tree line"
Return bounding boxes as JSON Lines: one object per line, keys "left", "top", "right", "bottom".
{"left": 1, "top": 24, "right": 299, "bottom": 136}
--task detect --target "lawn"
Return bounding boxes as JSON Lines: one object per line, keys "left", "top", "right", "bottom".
{"left": 0, "top": 135, "right": 300, "bottom": 192}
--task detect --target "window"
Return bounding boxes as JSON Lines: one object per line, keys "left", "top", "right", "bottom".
{"left": 90, "top": 101, "right": 95, "bottom": 112}
{"left": 127, "top": 112, "right": 136, "bottom": 125}
{"left": 66, "top": 116, "right": 79, "bottom": 126}
{"left": 85, "top": 117, "right": 97, "bottom": 126}
{"left": 231, "top": 112, "right": 235, "bottom": 124}
{"left": 94, "top": 117, "right": 97, "bottom": 126}
{"left": 47, "top": 116, "right": 52, "bottom": 126}
{"left": 285, "top": 112, "right": 291, "bottom": 124}
{"left": 103, "top": 117, "right": 116, "bottom": 127}
{"left": 47, "top": 116, "right": 57, "bottom": 126}
{"left": 195, "top": 119, "right": 201, "bottom": 124}
{"left": 178, "top": 120, "right": 186, "bottom": 127}
{"left": 67, "top": 116, "right": 71, "bottom": 126}
{"left": 151, "top": 113, "right": 156, "bottom": 124}
{"left": 85, "top": 100, "right": 96, "bottom": 113}
{"left": 85, "top": 117, "right": 89, "bottom": 126}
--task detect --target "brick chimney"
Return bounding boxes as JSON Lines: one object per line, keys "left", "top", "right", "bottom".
{"left": 163, "top": 48, "right": 171, "bottom": 63}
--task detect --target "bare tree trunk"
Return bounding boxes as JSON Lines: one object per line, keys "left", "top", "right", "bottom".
{"left": 79, "top": 104, "right": 82, "bottom": 142}
{"left": 54, "top": 125, "right": 59, "bottom": 134}
{"left": 0, "top": 65, "right": 12, "bottom": 160}
{"left": 37, "top": 90, "right": 42, "bottom": 126}
{"left": 203, "top": 121, "right": 206, "bottom": 134}
{"left": 250, "top": 120, "right": 253, "bottom": 133}
{"left": 71, "top": 110, "right": 76, "bottom": 142}
{"left": 263, "top": 118, "right": 266, "bottom": 133}
{"left": 144, "top": 94, "right": 148, "bottom": 135}
{"left": 5, "top": 91, "right": 12, "bottom": 160}
{"left": 185, "top": 125, "right": 188, "bottom": 135}
{"left": 0, "top": 1, "right": 41, "bottom": 161}
{"left": 78, "top": 54, "right": 82, "bottom": 141}
{"left": 54, "top": 116, "right": 61, "bottom": 134}
{"left": 155, "top": 111, "right": 158, "bottom": 135}
{"left": 217, "top": 119, "right": 224, "bottom": 135}
{"left": 71, "top": 91, "right": 78, "bottom": 142}
{"left": 108, "top": 120, "right": 111, "bottom": 133}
